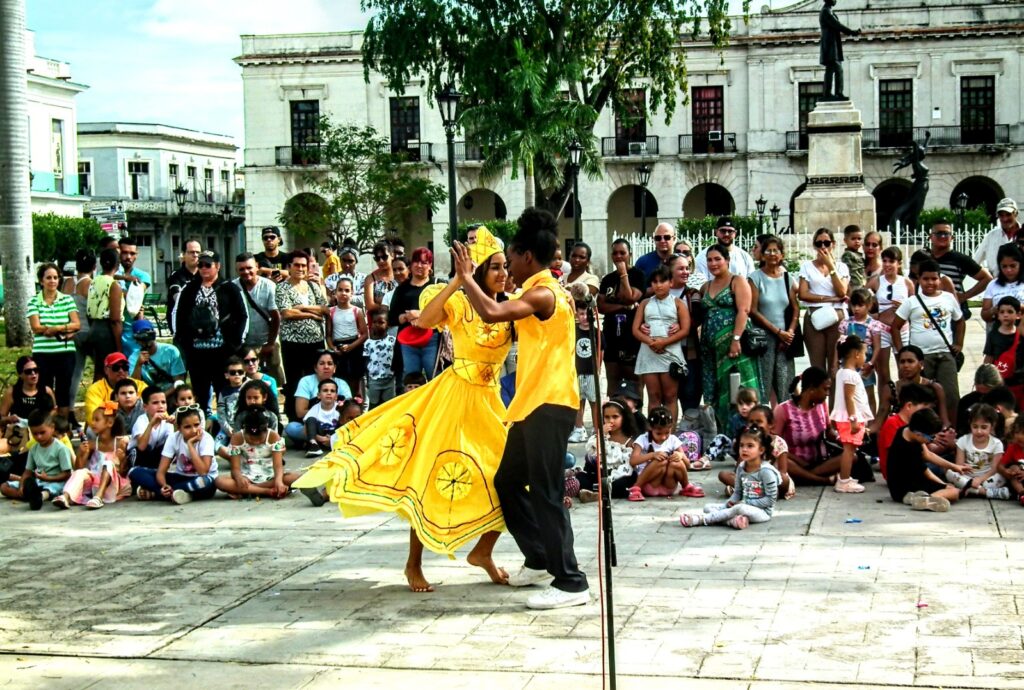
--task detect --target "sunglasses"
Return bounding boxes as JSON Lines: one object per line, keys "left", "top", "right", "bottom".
{"left": 718, "top": 228, "right": 737, "bottom": 234}
{"left": 677, "top": 250, "right": 692, "bottom": 257}
{"left": 374, "top": 254, "right": 389, "bottom": 261}
{"left": 931, "top": 231, "right": 951, "bottom": 238}
{"left": 227, "top": 369, "right": 245, "bottom": 375}
{"left": 887, "top": 284, "right": 894, "bottom": 300}
{"left": 108, "top": 363, "right": 129, "bottom": 372}
{"left": 262, "top": 235, "right": 278, "bottom": 242}
{"left": 21, "top": 367, "right": 38, "bottom": 375}
{"left": 653, "top": 235, "right": 673, "bottom": 242}
{"left": 243, "top": 357, "right": 259, "bottom": 364}
{"left": 865, "top": 242, "right": 881, "bottom": 248}
{"left": 198, "top": 261, "right": 215, "bottom": 268}
{"left": 175, "top": 403, "right": 201, "bottom": 415}
{"left": 814, "top": 240, "right": 833, "bottom": 248}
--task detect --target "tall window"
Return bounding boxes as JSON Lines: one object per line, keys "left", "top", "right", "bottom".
{"left": 691, "top": 86, "right": 724, "bottom": 153}
{"left": 879, "top": 79, "right": 913, "bottom": 148}
{"left": 168, "top": 163, "right": 179, "bottom": 190}
{"left": 128, "top": 161, "right": 150, "bottom": 200}
{"left": 389, "top": 97, "right": 421, "bottom": 161}
{"left": 961, "top": 76, "right": 995, "bottom": 145}
{"left": 614, "top": 89, "right": 647, "bottom": 155}
{"left": 220, "top": 169, "right": 231, "bottom": 200}
{"left": 51, "top": 120, "right": 64, "bottom": 193}
{"left": 797, "top": 82, "right": 824, "bottom": 149}
{"left": 290, "top": 100, "right": 320, "bottom": 164}
{"left": 186, "top": 165, "right": 197, "bottom": 199}
{"left": 77, "top": 161, "right": 91, "bottom": 196}
{"left": 204, "top": 169, "right": 214, "bottom": 201}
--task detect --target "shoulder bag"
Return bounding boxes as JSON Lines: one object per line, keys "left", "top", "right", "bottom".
{"left": 781, "top": 272, "right": 805, "bottom": 358}
{"left": 913, "top": 292, "right": 965, "bottom": 372}
{"left": 735, "top": 276, "right": 769, "bottom": 357}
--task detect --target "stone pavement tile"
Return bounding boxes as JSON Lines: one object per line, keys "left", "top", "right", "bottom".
{"left": 916, "top": 646, "right": 973, "bottom": 675}
{"left": 917, "top": 675, "right": 1024, "bottom": 689}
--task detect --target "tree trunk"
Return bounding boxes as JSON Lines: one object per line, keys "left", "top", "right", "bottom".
{"left": 0, "top": 0, "right": 35, "bottom": 346}
{"left": 523, "top": 158, "right": 535, "bottom": 209}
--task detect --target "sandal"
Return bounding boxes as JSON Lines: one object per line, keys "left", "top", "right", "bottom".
{"left": 690, "top": 456, "right": 711, "bottom": 471}
{"left": 85, "top": 497, "right": 104, "bottom": 510}
{"left": 627, "top": 486, "right": 645, "bottom": 502}
{"left": 52, "top": 495, "right": 69, "bottom": 510}
{"left": 681, "top": 483, "right": 705, "bottom": 498}
{"left": 136, "top": 488, "right": 154, "bottom": 501}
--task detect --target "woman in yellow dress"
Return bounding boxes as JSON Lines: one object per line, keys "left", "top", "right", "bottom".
{"left": 294, "top": 228, "right": 512, "bottom": 592}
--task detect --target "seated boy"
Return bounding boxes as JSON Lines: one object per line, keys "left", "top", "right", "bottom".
{"left": 213, "top": 357, "right": 246, "bottom": 459}
{"left": 0, "top": 410, "right": 72, "bottom": 510}
{"left": 878, "top": 383, "right": 935, "bottom": 480}
{"left": 130, "top": 387, "right": 175, "bottom": 470}
{"left": 293, "top": 379, "right": 342, "bottom": 458}
{"left": 886, "top": 408, "right": 962, "bottom": 512}
{"left": 113, "top": 378, "right": 145, "bottom": 433}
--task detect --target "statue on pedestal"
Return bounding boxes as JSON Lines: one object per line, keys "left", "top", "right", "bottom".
{"left": 889, "top": 131, "right": 931, "bottom": 232}
{"left": 820, "top": 0, "right": 861, "bottom": 100}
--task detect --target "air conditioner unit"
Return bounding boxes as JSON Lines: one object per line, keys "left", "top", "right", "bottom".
{"left": 628, "top": 142, "right": 647, "bottom": 155}
{"left": 708, "top": 131, "right": 723, "bottom": 142}
{"left": 406, "top": 139, "right": 420, "bottom": 149}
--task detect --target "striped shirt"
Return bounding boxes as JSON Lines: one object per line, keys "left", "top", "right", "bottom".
{"left": 27, "top": 292, "right": 77, "bottom": 354}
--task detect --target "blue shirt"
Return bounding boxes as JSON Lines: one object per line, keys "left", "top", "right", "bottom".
{"left": 128, "top": 343, "right": 186, "bottom": 387}
{"left": 635, "top": 251, "right": 668, "bottom": 279}
{"left": 295, "top": 374, "right": 352, "bottom": 401}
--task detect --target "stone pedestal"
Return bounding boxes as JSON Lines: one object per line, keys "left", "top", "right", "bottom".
{"left": 794, "top": 100, "right": 877, "bottom": 234}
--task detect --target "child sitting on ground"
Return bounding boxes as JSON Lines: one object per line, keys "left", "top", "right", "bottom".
{"left": 128, "top": 405, "right": 218, "bottom": 505}
{"left": 949, "top": 403, "right": 1011, "bottom": 500}
{"left": 129, "top": 387, "right": 174, "bottom": 471}
{"left": 0, "top": 410, "right": 72, "bottom": 510}
{"left": 997, "top": 415, "right": 1024, "bottom": 504}
{"left": 681, "top": 425, "right": 780, "bottom": 529}
{"left": 300, "top": 379, "right": 342, "bottom": 458}
{"left": 878, "top": 383, "right": 936, "bottom": 480}
{"left": 213, "top": 357, "right": 246, "bottom": 458}
{"left": 113, "top": 378, "right": 145, "bottom": 434}
{"left": 718, "top": 405, "right": 795, "bottom": 500}
{"left": 56, "top": 403, "right": 131, "bottom": 509}
{"left": 578, "top": 400, "right": 640, "bottom": 503}
{"left": 234, "top": 379, "right": 279, "bottom": 434}
{"left": 169, "top": 383, "right": 205, "bottom": 428}
{"left": 627, "top": 406, "right": 703, "bottom": 501}
{"left": 694, "top": 387, "right": 759, "bottom": 470}
{"left": 886, "top": 408, "right": 961, "bottom": 512}
{"left": 215, "top": 409, "right": 300, "bottom": 499}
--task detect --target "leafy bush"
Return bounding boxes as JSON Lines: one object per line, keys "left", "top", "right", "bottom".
{"left": 33, "top": 213, "right": 106, "bottom": 267}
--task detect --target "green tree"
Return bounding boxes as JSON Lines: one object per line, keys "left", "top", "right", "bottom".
{"left": 281, "top": 118, "right": 447, "bottom": 253}
{"left": 32, "top": 213, "right": 105, "bottom": 267}
{"left": 362, "top": 0, "right": 746, "bottom": 214}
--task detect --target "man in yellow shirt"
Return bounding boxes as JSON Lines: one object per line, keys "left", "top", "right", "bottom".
{"left": 454, "top": 207, "right": 589, "bottom": 611}
{"left": 84, "top": 352, "right": 147, "bottom": 421}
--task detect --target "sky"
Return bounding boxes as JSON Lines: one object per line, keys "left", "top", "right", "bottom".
{"left": 28, "top": 0, "right": 762, "bottom": 148}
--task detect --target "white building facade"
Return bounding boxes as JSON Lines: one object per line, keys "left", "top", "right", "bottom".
{"left": 236, "top": 0, "right": 1023, "bottom": 272}
{"left": 77, "top": 123, "right": 244, "bottom": 290}
{"left": 26, "top": 30, "right": 88, "bottom": 218}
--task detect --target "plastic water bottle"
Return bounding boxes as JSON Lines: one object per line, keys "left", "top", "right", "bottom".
{"left": 729, "top": 371, "right": 741, "bottom": 403}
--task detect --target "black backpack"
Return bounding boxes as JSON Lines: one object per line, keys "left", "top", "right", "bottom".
{"left": 192, "top": 285, "right": 224, "bottom": 340}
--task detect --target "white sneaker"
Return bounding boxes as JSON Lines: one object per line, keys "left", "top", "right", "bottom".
{"left": 910, "top": 494, "right": 950, "bottom": 512}
{"left": 567, "top": 427, "right": 587, "bottom": 444}
{"left": 526, "top": 585, "right": 590, "bottom": 610}
{"left": 171, "top": 489, "right": 193, "bottom": 505}
{"left": 834, "top": 477, "right": 865, "bottom": 493}
{"left": 507, "top": 565, "right": 549, "bottom": 587}
{"left": 988, "top": 486, "right": 1011, "bottom": 500}
{"left": 945, "top": 470, "right": 971, "bottom": 490}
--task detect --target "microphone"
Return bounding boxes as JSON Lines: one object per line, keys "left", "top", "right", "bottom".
{"left": 568, "top": 282, "right": 595, "bottom": 308}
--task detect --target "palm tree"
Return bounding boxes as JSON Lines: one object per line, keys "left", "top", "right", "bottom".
{"left": 0, "top": 0, "right": 34, "bottom": 346}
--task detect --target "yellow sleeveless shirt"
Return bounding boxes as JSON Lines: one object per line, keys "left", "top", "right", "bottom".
{"left": 504, "top": 270, "right": 581, "bottom": 423}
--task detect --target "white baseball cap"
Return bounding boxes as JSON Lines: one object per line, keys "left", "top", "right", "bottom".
{"left": 997, "top": 198, "right": 1018, "bottom": 215}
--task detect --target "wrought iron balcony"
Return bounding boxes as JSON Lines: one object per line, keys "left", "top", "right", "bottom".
{"left": 678, "top": 132, "right": 737, "bottom": 155}
{"left": 601, "top": 135, "right": 660, "bottom": 157}
{"left": 275, "top": 145, "right": 322, "bottom": 166}
{"left": 453, "top": 141, "right": 485, "bottom": 162}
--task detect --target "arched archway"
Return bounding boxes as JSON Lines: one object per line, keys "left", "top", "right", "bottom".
{"left": 950, "top": 176, "right": 1004, "bottom": 218}
{"left": 872, "top": 178, "right": 912, "bottom": 230}
{"left": 683, "top": 183, "right": 734, "bottom": 219}
{"left": 457, "top": 189, "right": 508, "bottom": 223}
{"left": 607, "top": 185, "right": 659, "bottom": 236}
{"left": 279, "top": 192, "right": 332, "bottom": 246}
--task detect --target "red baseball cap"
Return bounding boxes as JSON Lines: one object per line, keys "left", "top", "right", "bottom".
{"left": 104, "top": 352, "right": 128, "bottom": 367}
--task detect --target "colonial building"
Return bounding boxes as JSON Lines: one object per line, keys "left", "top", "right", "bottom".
{"left": 27, "top": 30, "right": 88, "bottom": 218}
{"left": 236, "top": 0, "right": 1023, "bottom": 271}
{"left": 77, "top": 122, "right": 244, "bottom": 290}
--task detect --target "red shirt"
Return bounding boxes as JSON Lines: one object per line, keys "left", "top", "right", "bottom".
{"left": 1001, "top": 443, "right": 1024, "bottom": 466}
{"left": 878, "top": 414, "right": 906, "bottom": 479}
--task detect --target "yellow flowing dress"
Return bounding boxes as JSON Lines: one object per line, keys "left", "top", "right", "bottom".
{"left": 294, "top": 284, "right": 512, "bottom": 557}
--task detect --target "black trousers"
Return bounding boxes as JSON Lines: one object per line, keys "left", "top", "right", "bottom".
{"left": 281, "top": 340, "right": 322, "bottom": 419}
{"left": 186, "top": 345, "right": 230, "bottom": 414}
{"left": 495, "top": 404, "right": 588, "bottom": 593}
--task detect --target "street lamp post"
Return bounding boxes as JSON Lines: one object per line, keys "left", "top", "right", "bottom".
{"left": 437, "top": 84, "right": 462, "bottom": 243}
{"left": 954, "top": 191, "right": 969, "bottom": 230}
{"left": 755, "top": 195, "right": 767, "bottom": 233}
{"left": 568, "top": 139, "right": 583, "bottom": 243}
{"left": 636, "top": 162, "right": 653, "bottom": 235}
{"left": 172, "top": 183, "right": 188, "bottom": 254}
{"left": 770, "top": 203, "right": 781, "bottom": 233}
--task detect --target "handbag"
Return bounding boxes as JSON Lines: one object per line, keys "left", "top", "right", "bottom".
{"left": 669, "top": 360, "right": 688, "bottom": 382}
{"left": 782, "top": 273, "right": 805, "bottom": 358}
{"left": 913, "top": 292, "right": 965, "bottom": 372}
{"left": 810, "top": 306, "right": 840, "bottom": 331}
{"left": 741, "top": 325, "right": 769, "bottom": 357}
{"left": 993, "top": 329, "right": 1021, "bottom": 379}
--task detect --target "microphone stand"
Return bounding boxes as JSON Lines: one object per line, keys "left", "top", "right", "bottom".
{"left": 585, "top": 296, "right": 618, "bottom": 689}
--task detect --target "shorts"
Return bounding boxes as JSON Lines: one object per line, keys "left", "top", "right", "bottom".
{"left": 7, "top": 479, "right": 66, "bottom": 495}
{"left": 578, "top": 374, "right": 597, "bottom": 403}
{"left": 834, "top": 421, "right": 866, "bottom": 446}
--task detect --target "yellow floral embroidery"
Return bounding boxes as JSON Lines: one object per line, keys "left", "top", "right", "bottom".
{"left": 435, "top": 460, "right": 472, "bottom": 501}
{"left": 379, "top": 417, "right": 416, "bottom": 466}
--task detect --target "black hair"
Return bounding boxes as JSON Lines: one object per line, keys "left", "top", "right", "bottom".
{"left": 223, "top": 355, "right": 244, "bottom": 371}
{"left": 36, "top": 262, "right": 60, "bottom": 283}
{"left": 239, "top": 408, "right": 270, "bottom": 434}
{"left": 175, "top": 407, "right": 202, "bottom": 427}
{"left": 995, "top": 243, "right": 1024, "bottom": 286}
{"left": 320, "top": 241, "right": 336, "bottom": 250}
{"left": 235, "top": 251, "right": 256, "bottom": 263}
{"left": 789, "top": 366, "right": 829, "bottom": 402}
{"left": 932, "top": 218, "right": 953, "bottom": 229}
{"left": 602, "top": 399, "right": 640, "bottom": 439}
{"left": 52, "top": 414, "right": 69, "bottom": 435}
{"left": 997, "top": 295, "right": 1022, "bottom": 312}
{"left": 571, "top": 242, "right": 592, "bottom": 260}
{"left": 648, "top": 405, "right": 672, "bottom": 428}
{"left": 983, "top": 385, "right": 1017, "bottom": 413}
{"left": 908, "top": 408, "right": 943, "bottom": 436}
{"left": 15, "top": 356, "right": 35, "bottom": 374}
{"left": 737, "top": 424, "right": 775, "bottom": 463}
{"left": 112, "top": 378, "right": 139, "bottom": 395}
{"left": 968, "top": 403, "right": 1000, "bottom": 428}
{"left": 27, "top": 409, "right": 52, "bottom": 428}
{"left": 897, "top": 345, "right": 925, "bottom": 362}
{"left": 759, "top": 235, "right": 784, "bottom": 253}
{"left": 916, "top": 259, "right": 942, "bottom": 276}
{"left": 897, "top": 383, "right": 935, "bottom": 408}
{"left": 234, "top": 379, "right": 272, "bottom": 426}
{"left": 881, "top": 246, "right": 902, "bottom": 263}
{"left": 315, "top": 350, "right": 337, "bottom": 368}
{"left": 170, "top": 383, "right": 194, "bottom": 406}
{"left": 98, "top": 235, "right": 117, "bottom": 250}
{"left": 509, "top": 207, "right": 558, "bottom": 265}
{"left": 843, "top": 224, "right": 862, "bottom": 236}
{"left": 849, "top": 287, "right": 874, "bottom": 307}
{"left": 748, "top": 404, "right": 774, "bottom": 425}
{"left": 75, "top": 248, "right": 97, "bottom": 274}
{"left": 318, "top": 378, "right": 339, "bottom": 393}
{"left": 649, "top": 264, "right": 673, "bottom": 283}
{"left": 338, "top": 399, "right": 362, "bottom": 418}
{"left": 403, "top": 372, "right": 427, "bottom": 387}
{"left": 813, "top": 228, "right": 836, "bottom": 243}
{"left": 99, "top": 247, "right": 119, "bottom": 273}
{"left": 141, "top": 386, "right": 167, "bottom": 404}
{"left": 838, "top": 335, "right": 866, "bottom": 363}
{"left": 118, "top": 236, "right": 137, "bottom": 247}
{"left": 612, "top": 238, "right": 631, "bottom": 253}
{"left": 706, "top": 242, "right": 731, "bottom": 263}
{"left": 334, "top": 276, "right": 354, "bottom": 290}
{"left": 372, "top": 240, "right": 393, "bottom": 258}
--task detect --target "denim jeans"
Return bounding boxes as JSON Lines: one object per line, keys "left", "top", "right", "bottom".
{"left": 127, "top": 467, "right": 217, "bottom": 500}
{"left": 400, "top": 333, "right": 440, "bottom": 382}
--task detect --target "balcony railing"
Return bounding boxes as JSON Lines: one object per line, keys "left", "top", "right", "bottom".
{"left": 453, "top": 141, "right": 486, "bottom": 162}
{"left": 786, "top": 124, "right": 1009, "bottom": 151}
{"left": 678, "top": 132, "right": 738, "bottom": 155}
{"left": 275, "top": 145, "right": 322, "bottom": 166}
{"left": 391, "top": 142, "right": 434, "bottom": 163}
{"left": 601, "top": 135, "right": 659, "bottom": 157}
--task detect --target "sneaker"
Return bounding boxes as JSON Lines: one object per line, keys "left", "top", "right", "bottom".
{"left": 910, "top": 494, "right": 950, "bottom": 512}
{"left": 727, "top": 515, "right": 750, "bottom": 530}
{"left": 301, "top": 487, "right": 327, "bottom": 507}
{"left": 22, "top": 476, "right": 42, "bottom": 511}
{"left": 526, "top": 585, "right": 590, "bottom": 610}
{"left": 305, "top": 442, "right": 324, "bottom": 458}
{"left": 902, "top": 490, "right": 930, "bottom": 506}
{"left": 507, "top": 565, "right": 549, "bottom": 588}
{"left": 945, "top": 470, "right": 971, "bottom": 490}
{"left": 578, "top": 489, "right": 599, "bottom": 503}
{"left": 171, "top": 489, "right": 193, "bottom": 505}
{"left": 567, "top": 427, "right": 587, "bottom": 444}
{"left": 987, "top": 486, "right": 1012, "bottom": 500}
{"left": 834, "top": 477, "right": 865, "bottom": 493}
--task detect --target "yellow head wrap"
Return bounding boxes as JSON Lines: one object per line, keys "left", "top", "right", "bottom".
{"left": 468, "top": 226, "right": 504, "bottom": 266}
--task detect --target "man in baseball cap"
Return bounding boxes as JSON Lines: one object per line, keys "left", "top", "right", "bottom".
{"left": 974, "top": 197, "right": 1021, "bottom": 273}
{"left": 128, "top": 319, "right": 186, "bottom": 388}
{"left": 695, "top": 215, "right": 756, "bottom": 279}
{"left": 84, "top": 352, "right": 148, "bottom": 420}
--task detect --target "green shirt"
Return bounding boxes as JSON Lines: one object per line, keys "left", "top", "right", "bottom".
{"left": 841, "top": 250, "right": 866, "bottom": 289}
{"left": 27, "top": 293, "right": 77, "bottom": 354}
{"left": 26, "top": 440, "right": 73, "bottom": 477}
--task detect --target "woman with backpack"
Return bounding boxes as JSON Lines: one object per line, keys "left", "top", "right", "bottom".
{"left": 172, "top": 250, "right": 248, "bottom": 414}
{"left": 84, "top": 248, "right": 124, "bottom": 381}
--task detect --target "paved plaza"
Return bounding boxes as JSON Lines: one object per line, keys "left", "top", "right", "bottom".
{"left": 2, "top": 319, "right": 1023, "bottom": 689}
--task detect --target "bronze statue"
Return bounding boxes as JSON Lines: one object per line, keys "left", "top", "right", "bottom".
{"left": 820, "top": 0, "right": 861, "bottom": 100}
{"left": 889, "top": 131, "right": 931, "bottom": 231}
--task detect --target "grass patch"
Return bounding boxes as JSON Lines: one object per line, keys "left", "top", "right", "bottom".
{"left": 0, "top": 320, "right": 93, "bottom": 402}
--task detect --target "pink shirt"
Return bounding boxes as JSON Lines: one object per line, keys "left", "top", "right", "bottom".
{"left": 775, "top": 399, "right": 828, "bottom": 465}
{"left": 830, "top": 367, "right": 874, "bottom": 423}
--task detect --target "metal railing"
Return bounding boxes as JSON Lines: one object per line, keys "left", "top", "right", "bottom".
{"left": 786, "top": 124, "right": 1009, "bottom": 151}
{"left": 391, "top": 141, "right": 434, "bottom": 163}
{"left": 678, "top": 132, "right": 738, "bottom": 155}
{"left": 453, "top": 141, "right": 485, "bottom": 162}
{"left": 601, "top": 135, "right": 660, "bottom": 157}
{"left": 275, "top": 145, "right": 322, "bottom": 166}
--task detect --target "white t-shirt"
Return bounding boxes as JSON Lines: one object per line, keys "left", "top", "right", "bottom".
{"left": 695, "top": 245, "right": 755, "bottom": 280}
{"left": 798, "top": 260, "right": 851, "bottom": 309}
{"left": 130, "top": 414, "right": 174, "bottom": 452}
{"left": 331, "top": 305, "right": 362, "bottom": 341}
{"left": 830, "top": 367, "right": 874, "bottom": 423}
{"left": 955, "top": 434, "right": 1003, "bottom": 474}
{"left": 894, "top": 291, "right": 963, "bottom": 355}
{"left": 160, "top": 430, "right": 218, "bottom": 477}
{"left": 632, "top": 432, "right": 684, "bottom": 472}
{"left": 303, "top": 402, "right": 342, "bottom": 428}
{"left": 982, "top": 279, "right": 1024, "bottom": 308}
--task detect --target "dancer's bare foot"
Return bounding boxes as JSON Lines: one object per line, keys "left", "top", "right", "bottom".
{"left": 467, "top": 550, "right": 509, "bottom": 585}
{"left": 404, "top": 565, "right": 435, "bottom": 593}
